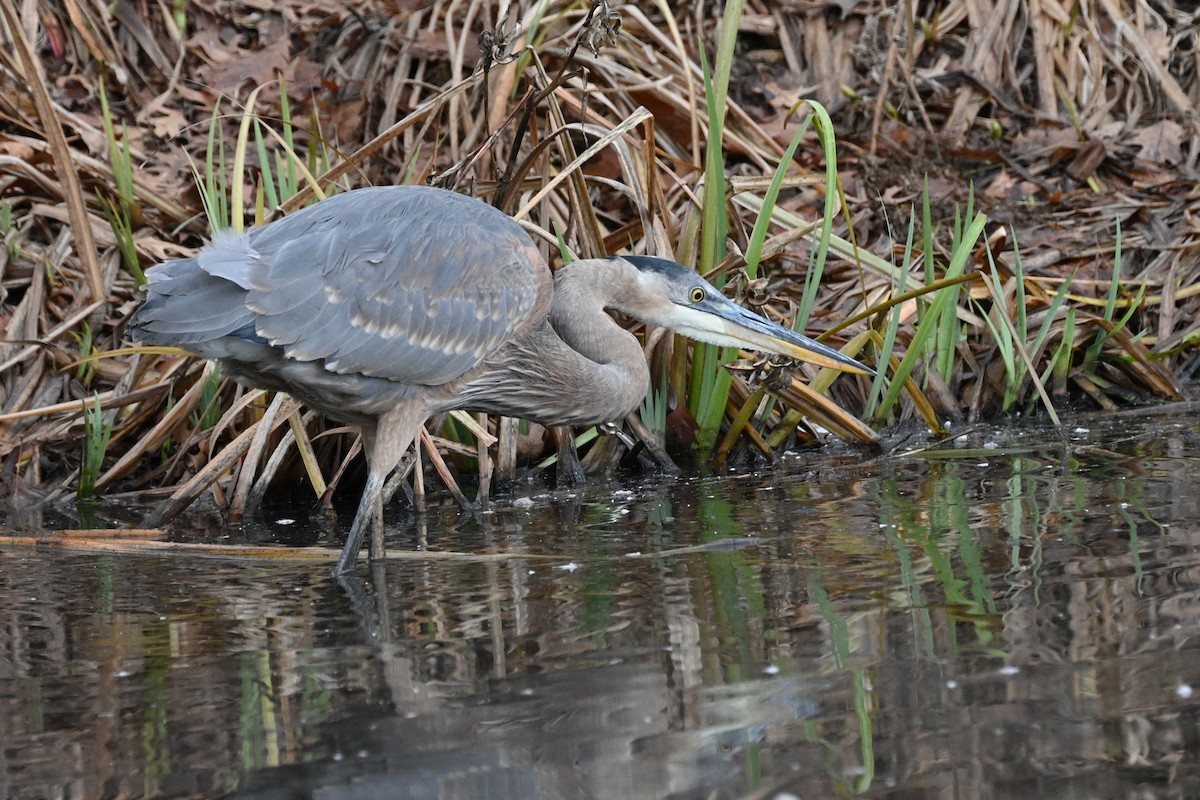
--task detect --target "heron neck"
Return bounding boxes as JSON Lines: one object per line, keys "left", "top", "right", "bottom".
{"left": 543, "top": 265, "right": 650, "bottom": 422}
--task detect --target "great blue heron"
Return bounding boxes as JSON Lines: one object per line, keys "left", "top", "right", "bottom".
{"left": 129, "top": 185, "right": 871, "bottom": 573}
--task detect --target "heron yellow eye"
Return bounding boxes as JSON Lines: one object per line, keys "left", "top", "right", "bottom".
{"left": 689, "top": 287, "right": 706, "bottom": 303}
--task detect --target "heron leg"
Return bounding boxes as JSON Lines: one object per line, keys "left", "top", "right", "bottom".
{"left": 367, "top": 485, "right": 385, "bottom": 562}
{"left": 381, "top": 457, "right": 415, "bottom": 506}
{"left": 333, "top": 406, "right": 424, "bottom": 575}
{"left": 335, "top": 468, "right": 385, "bottom": 574}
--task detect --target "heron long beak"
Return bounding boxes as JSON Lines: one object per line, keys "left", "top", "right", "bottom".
{"left": 701, "top": 298, "right": 874, "bottom": 375}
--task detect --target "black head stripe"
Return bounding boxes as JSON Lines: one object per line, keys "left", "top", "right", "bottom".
{"left": 614, "top": 255, "right": 691, "bottom": 278}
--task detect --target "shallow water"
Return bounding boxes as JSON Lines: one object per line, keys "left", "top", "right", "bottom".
{"left": 4, "top": 407, "right": 1200, "bottom": 799}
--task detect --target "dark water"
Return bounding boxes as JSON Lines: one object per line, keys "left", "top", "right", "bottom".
{"left": 4, "top": 407, "right": 1200, "bottom": 799}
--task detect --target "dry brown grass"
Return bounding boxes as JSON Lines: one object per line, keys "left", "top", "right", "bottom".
{"left": 0, "top": 0, "right": 1197, "bottom": 524}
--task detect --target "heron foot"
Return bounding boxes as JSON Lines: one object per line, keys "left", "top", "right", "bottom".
{"left": 553, "top": 426, "right": 586, "bottom": 487}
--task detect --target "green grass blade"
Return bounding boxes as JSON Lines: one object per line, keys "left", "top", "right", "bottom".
{"left": 253, "top": 119, "right": 279, "bottom": 213}
{"left": 796, "top": 102, "right": 838, "bottom": 332}
{"left": 692, "top": 9, "right": 745, "bottom": 457}
{"left": 1030, "top": 271, "right": 1076, "bottom": 365}
{"left": 278, "top": 73, "right": 297, "bottom": 198}
{"left": 744, "top": 116, "right": 813, "bottom": 278}
{"left": 78, "top": 394, "right": 113, "bottom": 500}
{"left": 878, "top": 212, "right": 988, "bottom": 415}
{"left": 865, "top": 215, "right": 914, "bottom": 417}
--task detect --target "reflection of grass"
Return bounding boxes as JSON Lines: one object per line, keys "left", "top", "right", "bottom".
{"left": 697, "top": 494, "right": 765, "bottom": 683}
{"left": 141, "top": 654, "right": 171, "bottom": 796}
{"left": 878, "top": 468, "right": 1003, "bottom": 652}
{"left": 694, "top": 490, "right": 789, "bottom": 794}
{"left": 239, "top": 650, "right": 283, "bottom": 771}
{"left": 806, "top": 569, "right": 877, "bottom": 792}
{"left": 581, "top": 561, "right": 617, "bottom": 648}
{"left": 1116, "top": 498, "right": 1145, "bottom": 593}
{"left": 1112, "top": 474, "right": 1168, "bottom": 594}
{"left": 852, "top": 669, "right": 876, "bottom": 791}
{"left": 239, "top": 655, "right": 262, "bottom": 771}
{"left": 877, "top": 518, "right": 937, "bottom": 656}
{"left": 925, "top": 479, "right": 998, "bottom": 649}
{"left": 692, "top": 489, "right": 880, "bottom": 792}
{"left": 1003, "top": 456, "right": 1038, "bottom": 575}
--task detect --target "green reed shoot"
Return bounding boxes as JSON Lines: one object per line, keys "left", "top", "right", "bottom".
{"left": 978, "top": 240, "right": 1035, "bottom": 413}
{"left": 1021, "top": 242, "right": 1073, "bottom": 412}
{"left": 1051, "top": 307, "right": 1076, "bottom": 393}
{"left": 1099, "top": 217, "right": 1123, "bottom": 326}
{"left": 97, "top": 80, "right": 145, "bottom": 285}
{"left": 932, "top": 187, "right": 976, "bottom": 383}
{"left": 743, "top": 115, "right": 813, "bottom": 278}
{"left": 876, "top": 211, "right": 986, "bottom": 419}
{"left": 921, "top": 178, "right": 935, "bottom": 289}
{"left": 189, "top": 368, "right": 223, "bottom": 431}
{"left": 977, "top": 261, "right": 1019, "bottom": 412}
{"left": 743, "top": 100, "right": 846, "bottom": 436}
{"left": 192, "top": 104, "right": 231, "bottom": 233}
{"left": 253, "top": 76, "right": 303, "bottom": 214}
{"left": 72, "top": 322, "right": 97, "bottom": 386}
{"left": 639, "top": 368, "right": 669, "bottom": 447}
{"left": 690, "top": 27, "right": 738, "bottom": 457}
{"left": 171, "top": 0, "right": 187, "bottom": 33}
{"left": 0, "top": 200, "right": 17, "bottom": 262}
{"left": 100, "top": 194, "right": 142, "bottom": 283}
{"left": 78, "top": 395, "right": 113, "bottom": 500}
{"left": 1033, "top": 279, "right": 1075, "bottom": 392}
{"left": 795, "top": 103, "right": 840, "bottom": 333}
{"left": 1082, "top": 219, "right": 1147, "bottom": 370}
{"left": 865, "top": 214, "right": 914, "bottom": 418}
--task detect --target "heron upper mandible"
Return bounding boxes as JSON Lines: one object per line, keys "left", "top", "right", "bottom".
{"left": 129, "top": 185, "right": 871, "bottom": 574}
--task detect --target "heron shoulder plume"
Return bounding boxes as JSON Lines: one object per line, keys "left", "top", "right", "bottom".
{"left": 128, "top": 184, "right": 871, "bottom": 574}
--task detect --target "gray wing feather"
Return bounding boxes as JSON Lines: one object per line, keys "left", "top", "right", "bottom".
{"left": 131, "top": 186, "right": 550, "bottom": 386}
{"left": 130, "top": 256, "right": 256, "bottom": 342}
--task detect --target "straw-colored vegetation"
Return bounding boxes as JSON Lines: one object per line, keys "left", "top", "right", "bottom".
{"left": 0, "top": 1, "right": 1196, "bottom": 523}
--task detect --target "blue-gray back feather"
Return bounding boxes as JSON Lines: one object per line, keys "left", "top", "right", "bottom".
{"left": 130, "top": 186, "right": 552, "bottom": 386}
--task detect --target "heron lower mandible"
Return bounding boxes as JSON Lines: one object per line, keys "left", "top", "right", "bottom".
{"left": 129, "top": 185, "right": 872, "bottom": 574}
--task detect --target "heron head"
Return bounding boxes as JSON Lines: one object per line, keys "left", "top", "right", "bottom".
{"left": 610, "top": 255, "right": 873, "bottom": 375}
